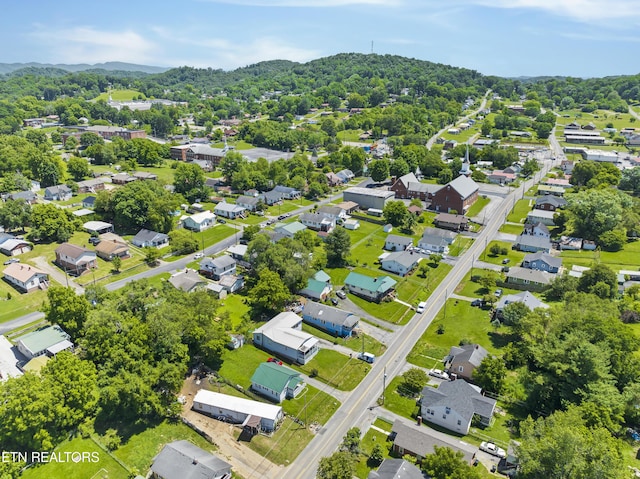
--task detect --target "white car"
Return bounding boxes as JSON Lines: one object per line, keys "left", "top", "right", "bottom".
{"left": 428, "top": 369, "right": 449, "bottom": 380}
{"left": 194, "top": 252, "right": 204, "bottom": 259}
{"left": 480, "top": 441, "right": 507, "bottom": 458}
{"left": 416, "top": 302, "right": 427, "bottom": 314}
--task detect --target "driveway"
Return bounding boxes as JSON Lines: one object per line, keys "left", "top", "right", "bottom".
{"left": 31, "top": 256, "right": 84, "bottom": 293}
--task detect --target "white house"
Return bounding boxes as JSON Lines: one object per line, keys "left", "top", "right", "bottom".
{"left": 299, "top": 270, "right": 333, "bottom": 301}
{"left": 131, "top": 229, "right": 169, "bottom": 248}
{"left": 253, "top": 312, "right": 319, "bottom": 365}
{"left": 199, "top": 255, "right": 236, "bottom": 280}
{"left": 214, "top": 202, "right": 246, "bottom": 219}
{"left": 380, "top": 251, "right": 420, "bottom": 277}
{"left": 3, "top": 263, "right": 48, "bottom": 293}
{"left": 181, "top": 210, "right": 216, "bottom": 231}
{"left": 418, "top": 228, "right": 456, "bottom": 254}
{"left": 526, "top": 210, "right": 556, "bottom": 226}
{"left": 384, "top": 234, "right": 413, "bottom": 251}
{"left": 299, "top": 212, "right": 336, "bottom": 232}
{"left": 15, "top": 325, "right": 73, "bottom": 359}
{"left": 250, "top": 362, "right": 304, "bottom": 403}
{"left": 236, "top": 195, "right": 261, "bottom": 212}
{"left": 43, "top": 184, "right": 72, "bottom": 201}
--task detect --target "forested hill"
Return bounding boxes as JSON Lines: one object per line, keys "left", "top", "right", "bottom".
{"left": 0, "top": 61, "right": 168, "bottom": 75}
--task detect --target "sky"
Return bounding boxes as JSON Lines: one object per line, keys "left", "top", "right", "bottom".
{"left": 2, "top": 0, "right": 640, "bottom": 78}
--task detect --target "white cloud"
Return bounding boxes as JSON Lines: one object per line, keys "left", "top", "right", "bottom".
{"left": 467, "top": 0, "right": 640, "bottom": 22}
{"left": 200, "top": 0, "right": 402, "bottom": 6}
{"left": 30, "top": 26, "right": 156, "bottom": 64}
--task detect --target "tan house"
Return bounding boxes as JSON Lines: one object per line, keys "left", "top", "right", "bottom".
{"left": 444, "top": 343, "right": 489, "bottom": 381}
{"left": 54, "top": 243, "right": 97, "bottom": 275}
{"left": 95, "top": 239, "right": 130, "bottom": 261}
{"left": 3, "top": 264, "right": 49, "bottom": 293}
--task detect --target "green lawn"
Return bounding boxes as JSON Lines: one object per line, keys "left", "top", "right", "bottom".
{"left": 301, "top": 323, "right": 387, "bottom": 356}
{"left": 238, "top": 416, "right": 311, "bottom": 466}
{"left": 466, "top": 195, "right": 490, "bottom": 218}
{"left": 349, "top": 293, "right": 412, "bottom": 326}
{"left": 218, "top": 345, "right": 272, "bottom": 389}
{"left": 0, "top": 283, "right": 47, "bottom": 324}
{"left": 381, "top": 376, "right": 421, "bottom": 420}
{"left": 21, "top": 436, "right": 130, "bottom": 479}
{"left": 479, "top": 240, "right": 526, "bottom": 266}
{"left": 218, "top": 293, "right": 251, "bottom": 328}
{"left": 499, "top": 223, "right": 524, "bottom": 235}
{"left": 455, "top": 269, "right": 528, "bottom": 300}
{"left": 407, "top": 299, "right": 510, "bottom": 367}
{"left": 292, "top": 349, "right": 371, "bottom": 391}
{"left": 449, "top": 237, "right": 474, "bottom": 257}
{"left": 560, "top": 238, "right": 640, "bottom": 271}
{"left": 506, "top": 199, "right": 532, "bottom": 224}
{"left": 93, "top": 89, "right": 140, "bottom": 101}
{"left": 355, "top": 426, "right": 395, "bottom": 479}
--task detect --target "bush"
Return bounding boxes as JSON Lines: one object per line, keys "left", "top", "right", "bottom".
{"left": 436, "top": 324, "right": 445, "bottom": 335}
{"left": 103, "top": 428, "right": 121, "bottom": 451}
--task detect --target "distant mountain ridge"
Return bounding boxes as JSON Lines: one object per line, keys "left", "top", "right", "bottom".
{"left": 0, "top": 61, "right": 169, "bottom": 75}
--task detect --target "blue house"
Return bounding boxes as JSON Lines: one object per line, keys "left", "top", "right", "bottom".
{"left": 302, "top": 301, "right": 360, "bottom": 338}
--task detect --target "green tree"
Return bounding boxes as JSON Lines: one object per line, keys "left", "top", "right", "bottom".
{"left": 249, "top": 269, "right": 291, "bottom": 314}
{"left": 317, "top": 451, "right": 356, "bottom": 479}
{"left": 174, "top": 162, "right": 207, "bottom": 203}
{"left": 401, "top": 368, "right": 428, "bottom": 396}
{"left": 341, "top": 427, "right": 361, "bottom": 454}
{"left": 383, "top": 200, "right": 409, "bottom": 227}
{"left": 168, "top": 229, "right": 199, "bottom": 254}
{"left": 369, "top": 159, "right": 390, "bottom": 182}
{"left": 80, "top": 132, "right": 104, "bottom": 146}
{"left": 0, "top": 199, "right": 31, "bottom": 232}
{"left": 143, "top": 247, "right": 162, "bottom": 266}
{"left": 389, "top": 159, "right": 410, "bottom": 178}
{"left": 501, "top": 301, "right": 530, "bottom": 328}
{"left": 516, "top": 407, "right": 626, "bottom": 479}
{"left": 66, "top": 156, "right": 91, "bottom": 181}
{"left": 473, "top": 355, "right": 507, "bottom": 394}
{"left": 577, "top": 264, "right": 618, "bottom": 299}
{"left": 369, "top": 443, "right": 384, "bottom": 466}
{"left": 324, "top": 227, "right": 351, "bottom": 267}
{"left": 110, "top": 180, "right": 181, "bottom": 233}
{"left": 421, "top": 446, "right": 481, "bottom": 479}
{"left": 111, "top": 256, "right": 122, "bottom": 273}
{"left": 545, "top": 272, "right": 579, "bottom": 301}
{"left": 44, "top": 286, "right": 90, "bottom": 339}
{"left": 242, "top": 224, "right": 261, "bottom": 243}
{"left": 29, "top": 203, "right": 78, "bottom": 242}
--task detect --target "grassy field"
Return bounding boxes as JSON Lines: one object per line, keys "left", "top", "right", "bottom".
{"left": 354, "top": 424, "right": 395, "bottom": 479}
{"left": 301, "top": 323, "right": 387, "bottom": 356}
{"left": 90, "top": 163, "right": 177, "bottom": 184}
{"left": 292, "top": 349, "right": 371, "bottom": 391}
{"left": 349, "top": 293, "right": 412, "bottom": 325}
{"left": 0, "top": 282, "right": 47, "bottom": 324}
{"left": 217, "top": 293, "right": 251, "bottom": 327}
{"left": 560, "top": 238, "right": 640, "bottom": 271}
{"left": 380, "top": 376, "right": 421, "bottom": 420}
{"left": 479, "top": 240, "right": 526, "bottom": 266}
{"left": 466, "top": 195, "right": 490, "bottom": 218}
{"left": 506, "top": 199, "right": 533, "bottom": 224}
{"left": 21, "top": 436, "right": 130, "bottom": 479}
{"left": 499, "top": 223, "right": 524, "bottom": 235}
{"left": 449, "top": 236, "right": 474, "bottom": 257}
{"left": 93, "top": 89, "right": 140, "bottom": 101}
{"left": 455, "top": 269, "right": 528, "bottom": 300}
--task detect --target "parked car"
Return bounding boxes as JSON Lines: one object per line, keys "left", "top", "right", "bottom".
{"left": 357, "top": 352, "right": 376, "bottom": 364}
{"left": 330, "top": 298, "right": 339, "bottom": 306}
{"left": 88, "top": 236, "right": 101, "bottom": 245}
{"left": 336, "top": 290, "right": 347, "bottom": 300}
{"left": 494, "top": 289, "right": 503, "bottom": 298}
{"left": 480, "top": 442, "right": 506, "bottom": 458}
{"left": 501, "top": 266, "right": 510, "bottom": 273}
{"left": 428, "top": 369, "right": 450, "bottom": 380}
{"left": 471, "top": 299, "right": 483, "bottom": 307}
{"left": 217, "top": 218, "right": 226, "bottom": 224}
{"left": 3, "top": 258, "right": 20, "bottom": 265}
{"left": 502, "top": 258, "right": 510, "bottom": 264}
{"left": 416, "top": 301, "right": 427, "bottom": 314}
{"left": 194, "top": 252, "right": 204, "bottom": 259}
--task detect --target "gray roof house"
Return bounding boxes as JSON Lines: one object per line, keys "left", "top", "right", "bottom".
{"left": 253, "top": 312, "right": 319, "bottom": 365}
{"left": 444, "top": 344, "right": 489, "bottom": 381}
{"left": 367, "top": 459, "right": 423, "bottom": 479}
{"left": 390, "top": 419, "right": 475, "bottom": 464}
{"left": 496, "top": 291, "right": 549, "bottom": 318}
{"left": 522, "top": 251, "right": 562, "bottom": 273}
{"left": 380, "top": 251, "right": 420, "bottom": 277}
{"left": 168, "top": 269, "right": 206, "bottom": 293}
{"left": 150, "top": 440, "right": 232, "bottom": 479}
{"left": 420, "top": 380, "right": 497, "bottom": 435}
{"left": 214, "top": 202, "right": 246, "bottom": 219}
{"left": 44, "top": 184, "right": 72, "bottom": 201}
{"left": 236, "top": 195, "right": 261, "bottom": 211}
{"left": 131, "top": 229, "right": 169, "bottom": 248}
{"left": 505, "top": 266, "right": 553, "bottom": 290}
{"left": 384, "top": 234, "right": 413, "bottom": 251}
{"left": 302, "top": 301, "right": 360, "bottom": 338}
{"left": 514, "top": 234, "right": 552, "bottom": 253}
{"left": 273, "top": 185, "right": 301, "bottom": 199}
{"left": 199, "top": 255, "right": 236, "bottom": 280}
{"left": 418, "top": 231, "right": 452, "bottom": 254}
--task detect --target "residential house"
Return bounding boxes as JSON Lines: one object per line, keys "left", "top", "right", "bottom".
{"left": 420, "top": 380, "right": 497, "bottom": 434}
{"left": 523, "top": 222, "right": 551, "bottom": 238}
{"left": 336, "top": 201, "right": 359, "bottom": 214}
{"left": 250, "top": 362, "right": 304, "bottom": 403}
{"left": 444, "top": 344, "right": 489, "bottom": 381}
{"left": 430, "top": 175, "right": 479, "bottom": 214}
{"left": 433, "top": 213, "right": 469, "bottom": 231}
{"left": 80, "top": 196, "right": 96, "bottom": 209}
{"left": 76, "top": 178, "right": 105, "bottom": 194}
{"left": 336, "top": 169, "right": 355, "bottom": 182}
{"left": 253, "top": 312, "right": 319, "bottom": 364}
{"left": 15, "top": 325, "right": 73, "bottom": 359}
{"left": 262, "top": 190, "right": 283, "bottom": 206}
{"left": 514, "top": 234, "right": 552, "bottom": 253}
{"left": 214, "top": 202, "right": 246, "bottom": 219}
{"left": 343, "top": 219, "right": 360, "bottom": 230}
{"left": 302, "top": 301, "right": 359, "bottom": 338}
{"left": 534, "top": 196, "right": 567, "bottom": 211}
{"left": 522, "top": 251, "right": 562, "bottom": 273}
{"left": 488, "top": 171, "right": 516, "bottom": 185}
{"left": 111, "top": 173, "right": 136, "bottom": 185}
{"left": 169, "top": 144, "right": 226, "bottom": 167}
{"left": 389, "top": 420, "right": 475, "bottom": 465}
{"left": 299, "top": 270, "right": 333, "bottom": 301}
{"left": 367, "top": 459, "right": 424, "bottom": 479}
{"left": 325, "top": 172, "right": 342, "bottom": 187}
{"left": 380, "top": 251, "right": 420, "bottom": 277}
{"left": 168, "top": 269, "right": 207, "bottom": 293}
{"left": 558, "top": 236, "right": 583, "bottom": 251}
{"left": 344, "top": 272, "right": 397, "bottom": 302}
{"left": 227, "top": 244, "right": 248, "bottom": 261}
{"left": 505, "top": 267, "right": 553, "bottom": 290}
{"left": 273, "top": 221, "right": 307, "bottom": 239}
{"left": 132, "top": 171, "right": 157, "bottom": 181}
{"left": 418, "top": 227, "right": 457, "bottom": 253}
{"left": 199, "top": 255, "right": 236, "bottom": 280}
{"left": 495, "top": 291, "right": 548, "bottom": 318}
{"left": 131, "top": 229, "right": 169, "bottom": 248}
{"left": 55, "top": 243, "right": 97, "bottom": 275}
{"left": 8, "top": 190, "right": 37, "bottom": 204}
{"left": 384, "top": 234, "right": 413, "bottom": 251}
{"left": 543, "top": 178, "right": 571, "bottom": 189}
{"left": 95, "top": 239, "right": 130, "bottom": 261}
{"left": 219, "top": 274, "right": 244, "bottom": 293}
{"left": 83, "top": 220, "right": 114, "bottom": 235}
{"left": 273, "top": 185, "right": 301, "bottom": 199}
{"left": 316, "top": 205, "right": 347, "bottom": 222}
{"left": 150, "top": 440, "right": 232, "bottom": 479}
{"left": 560, "top": 160, "right": 575, "bottom": 174}
{"left": 504, "top": 164, "right": 521, "bottom": 175}
{"left": 43, "top": 184, "right": 72, "bottom": 201}
{"left": 299, "top": 212, "right": 336, "bottom": 232}
{"left": 342, "top": 187, "right": 395, "bottom": 211}
{"left": 181, "top": 210, "right": 216, "bottom": 231}
{"left": 192, "top": 389, "right": 283, "bottom": 433}
{"left": 526, "top": 210, "right": 556, "bottom": 226}
{"left": 537, "top": 185, "right": 565, "bottom": 196}
{"left": 0, "top": 238, "right": 32, "bottom": 256}
{"left": 3, "top": 264, "right": 48, "bottom": 293}
{"left": 236, "top": 195, "right": 261, "bottom": 212}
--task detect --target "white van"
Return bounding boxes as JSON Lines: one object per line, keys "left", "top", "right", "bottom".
{"left": 358, "top": 352, "right": 376, "bottom": 363}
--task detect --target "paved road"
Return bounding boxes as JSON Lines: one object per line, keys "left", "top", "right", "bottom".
{"left": 0, "top": 312, "right": 45, "bottom": 335}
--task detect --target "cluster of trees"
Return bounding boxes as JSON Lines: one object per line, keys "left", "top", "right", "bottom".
{"left": 0, "top": 199, "right": 82, "bottom": 242}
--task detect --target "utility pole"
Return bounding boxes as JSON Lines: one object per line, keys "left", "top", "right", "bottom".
{"left": 382, "top": 367, "right": 387, "bottom": 405}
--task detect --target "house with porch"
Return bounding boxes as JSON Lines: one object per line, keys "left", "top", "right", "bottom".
{"left": 54, "top": 243, "right": 97, "bottom": 275}
{"left": 514, "top": 234, "right": 552, "bottom": 253}
{"left": 44, "top": 184, "right": 72, "bottom": 201}
{"left": 444, "top": 344, "right": 489, "bottom": 381}
{"left": 344, "top": 272, "right": 397, "bottom": 302}
{"left": 299, "top": 212, "right": 336, "bottom": 232}
{"left": 380, "top": 251, "right": 419, "bottom": 277}
{"left": 0, "top": 238, "right": 32, "bottom": 257}
{"left": 272, "top": 185, "right": 301, "bottom": 199}
{"left": 523, "top": 222, "right": 551, "bottom": 238}
{"left": 420, "top": 380, "right": 496, "bottom": 435}
{"left": 253, "top": 312, "right": 319, "bottom": 365}
{"left": 95, "top": 239, "right": 130, "bottom": 261}
{"left": 131, "top": 229, "right": 169, "bottom": 248}
{"left": 418, "top": 227, "right": 457, "bottom": 253}
{"left": 505, "top": 267, "right": 553, "bottom": 290}
{"left": 299, "top": 270, "right": 333, "bottom": 301}
{"left": 433, "top": 213, "right": 469, "bottom": 231}
{"left": 214, "top": 202, "right": 246, "bottom": 219}
{"left": 236, "top": 195, "right": 261, "bottom": 212}
{"left": 199, "top": 255, "right": 236, "bottom": 280}
{"left": 168, "top": 269, "right": 207, "bottom": 293}
{"left": 15, "top": 325, "right": 73, "bottom": 360}
{"left": 3, "top": 264, "right": 48, "bottom": 293}
{"left": 180, "top": 210, "right": 216, "bottom": 231}
{"left": 302, "top": 301, "right": 359, "bottom": 338}
{"left": 384, "top": 234, "right": 413, "bottom": 251}
{"left": 250, "top": 362, "right": 304, "bottom": 403}
{"left": 526, "top": 210, "right": 556, "bottom": 227}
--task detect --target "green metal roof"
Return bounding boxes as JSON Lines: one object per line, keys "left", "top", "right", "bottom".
{"left": 16, "top": 326, "right": 69, "bottom": 355}
{"left": 345, "top": 272, "right": 397, "bottom": 294}
{"left": 313, "top": 270, "right": 331, "bottom": 283}
{"left": 251, "top": 362, "right": 301, "bottom": 393}
{"left": 304, "top": 278, "right": 328, "bottom": 294}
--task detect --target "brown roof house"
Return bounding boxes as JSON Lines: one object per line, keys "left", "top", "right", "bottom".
{"left": 95, "top": 239, "right": 130, "bottom": 261}
{"left": 55, "top": 243, "right": 97, "bottom": 276}
{"left": 444, "top": 343, "right": 489, "bottom": 381}
{"left": 3, "top": 264, "right": 49, "bottom": 293}
{"left": 434, "top": 213, "right": 469, "bottom": 231}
